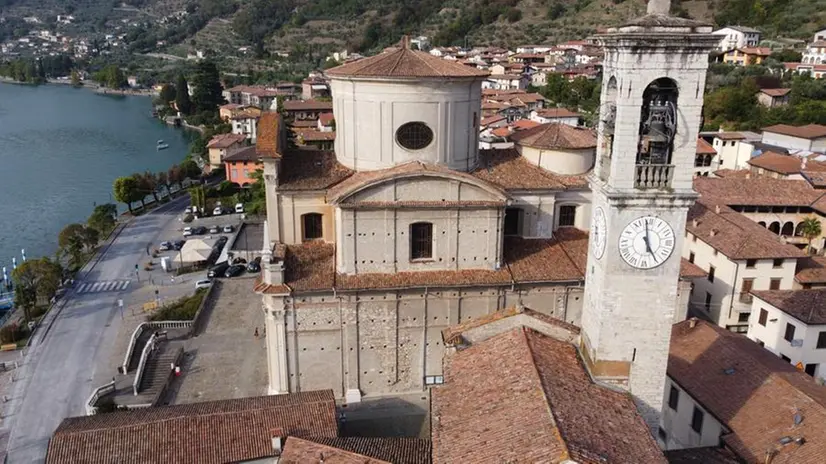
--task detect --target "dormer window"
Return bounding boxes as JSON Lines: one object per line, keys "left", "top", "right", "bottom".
{"left": 302, "top": 213, "right": 323, "bottom": 241}
{"left": 410, "top": 222, "right": 433, "bottom": 260}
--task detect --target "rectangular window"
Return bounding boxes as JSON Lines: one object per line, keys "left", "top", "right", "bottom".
{"left": 781, "top": 354, "right": 791, "bottom": 362}
{"left": 756, "top": 339, "right": 765, "bottom": 347}
{"left": 746, "top": 259, "right": 756, "bottom": 268}
{"left": 708, "top": 266, "right": 715, "bottom": 282}
{"left": 817, "top": 332, "right": 826, "bottom": 349}
{"left": 558, "top": 205, "right": 577, "bottom": 227}
{"left": 668, "top": 386, "right": 679, "bottom": 410}
{"left": 784, "top": 323, "right": 796, "bottom": 342}
{"left": 691, "top": 407, "right": 704, "bottom": 434}
{"left": 770, "top": 278, "right": 782, "bottom": 290}
{"left": 231, "top": 168, "right": 238, "bottom": 180}
{"left": 503, "top": 208, "right": 521, "bottom": 236}
{"left": 741, "top": 278, "right": 754, "bottom": 294}
{"left": 411, "top": 222, "right": 433, "bottom": 260}
{"left": 705, "top": 292, "right": 712, "bottom": 311}
{"left": 758, "top": 308, "right": 768, "bottom": 326}
{"left": 658, "top": 427, "right": 667, "bottom": 442}
{"left": 688, "top": 252, "right": 695, "bottom": 264}
{"left": 302, "top": 213, "right": 323, "bottom": 241}
{"left": 773, "top": 259, "right": 784, "bottom": 268}
{"left": 424, "top": 375, "right": 444, "bottom": 385}
{"left": 738, "top": 312, "right": 750, "bottom": 323}
{"left": 806, "top": 364, "right": 818, "bottom": 377}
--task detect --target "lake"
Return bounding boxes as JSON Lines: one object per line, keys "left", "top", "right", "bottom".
{"left": 0, "top": 83, "right": 192, "bottom": 272}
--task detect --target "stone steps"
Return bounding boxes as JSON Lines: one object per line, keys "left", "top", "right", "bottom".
{"left": 138, "top": 343, "right": 180, "bottom": 398}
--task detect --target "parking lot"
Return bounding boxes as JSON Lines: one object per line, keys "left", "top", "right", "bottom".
{"left": 153, "top": 211, "right": 246, "bottom": 271}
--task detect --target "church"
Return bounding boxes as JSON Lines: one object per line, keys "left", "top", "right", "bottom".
{"left": 255, "top": 0, "right": 717, "bottom": 431}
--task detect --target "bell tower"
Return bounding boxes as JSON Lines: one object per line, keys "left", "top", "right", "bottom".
{"left": 580, "top": 1, "right": 718, "bottom": 430}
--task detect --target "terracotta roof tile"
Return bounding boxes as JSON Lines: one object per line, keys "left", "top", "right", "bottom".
{"left": 795, "top": 256, "right": 826, "bottom": 284}
{"left": 277, "top": 151, "right": 353, "bottom": 191}
{"left": 253, "top": 276, "right": 291, "bottom": 295}
{"left": 669, "top": 320, "right": 826, "bottom": 464}
{"left": 686, "top": 200, "right": 805, "bottom": 259}
{"left": 696, "top": 138, "right": 716, "bottom": 155}
{"left": 46, "top": 391, "right": 338, "bottom": 464}
{"left": 290, "top": 119, "right": 318, "bottom": 128}
{"left": 318, "top": 113, "right": 335, "bottom": 126}
{"left": 256, "top": 112, "right": 282, "bottom": 158}
{"left": 748, "top": 151, "right": 807, "bottom": 174}
{"left": 207, "top": 133, "right": 247, "bottom": 149}
{"left": 295, "top": 129, "right": 336, "bottom": 142}
{"left": 803, "top": 170, "right": 826, "bottom": 187}
{"left": 763, "top": 123, "right": 826, "bottom": 139}
{"left": 712, "top": 168, "right": 751, "bottom": 178}
{"left": 285, "top": 437, "right": 431, "bottom": 464}
{"left": 751, "top": 289, "right": 826, "bottom": 324}
{"left": 760, "top": 88, "right": 791, "bottom": 97}
{"left": 680, "top": 258, "right": 707, "bottom": 278}
{"left": 490, "top": 127, "right": 512, "bottom": 138}
{"left": 282, "top": 100, "right": 333, "bottom": 112}
{"left": 693, "top": 176, "right": 825, "bottom": 209}
{"left": 326, "top": 46, "right": 489, "bottom": 79}
{"left": 472, "top": 148, "right": 589, "bottom": 191}
{"left": 665, "top": 447, "right": 741, "bottom": 464}
{"left": 535, "top": 107, "right": 581, "bottom": 119}
{"left": 510, "top": 123, "right": 596, "bottom": 149}
{"left": 280, "top": 437, "right": 388, "bottom": 464}
{"left": 223, "top": 146, "right": 260, "bottom": 163}
{"left": 511, "top": 119, "right": 541, "bottom": 130}
{"left": 432, "top": 327, "right": 665, "bottom": 464}
{"left": 738, "top": 46, "right": 772, "bottom": 56}
{"left": 713, "top": 132, "right": 746, "bottom": 141}
{"left": 480, "top": 114, "right": 506, "bottom": 126}
{"left": 284, "top": 241, "right": 336, "bottom": 292}
{"left": 441, "top": 305, "right": 580, "bottom": 344}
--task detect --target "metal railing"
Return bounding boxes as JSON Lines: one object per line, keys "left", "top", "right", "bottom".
{"left": 122, "top": 321, "right": 193, "bottom": 374}
{"left": 635, "top": 164, "right": 674, "bottom": 189}
{"left": 86, "top": 380, "right": 116, "bottom": 415}
{"left": 133, "top": 332, "right": 159, "bottom": 396}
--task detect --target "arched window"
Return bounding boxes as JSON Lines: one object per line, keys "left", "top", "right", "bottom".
{"left": 558, "top": 205, "right": 577, "bottom": 228}
{"left": 769, "top": 221, "right": 781, "bottom": 234}
{"left": 638, "top": 78, "right": 679, "bottom": 166}
{"left": 795, "top": 222, "right": 806, "bottom": 237}
{"left": 598, "top": 76, "right": 618, "bottom": 183}
{"left": 410, "top": 222, "right": 433, "bottom": 260}
{"left": 302, "top": 213, "right": 323, "bottom": 241}
{"left": 758, "top": 221, "right": 767, "bottom": 228}
{"left": 781, "top": 222, "right": 795, "bottom": 236}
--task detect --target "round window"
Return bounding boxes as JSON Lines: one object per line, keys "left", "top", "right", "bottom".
{"left": 395, "top": 122, "right": 434, "bottom": 151}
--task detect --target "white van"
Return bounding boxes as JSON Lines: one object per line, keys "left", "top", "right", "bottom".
{"left": 235, "top": 203, "right": 244, "bottom": 213}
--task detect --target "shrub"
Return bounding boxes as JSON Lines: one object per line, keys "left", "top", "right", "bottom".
{"left": 149, "top": 289, "right": 207, "bottom": 321}
{"left": 0, "top": 323, "right": 29, "bottom": 344}
{"left": 182, "top": 213, "right": 194, "bottom": 223}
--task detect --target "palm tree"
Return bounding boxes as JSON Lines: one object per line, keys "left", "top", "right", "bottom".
{"left": 800, "top": 217, "right": 822, "bottom": 255}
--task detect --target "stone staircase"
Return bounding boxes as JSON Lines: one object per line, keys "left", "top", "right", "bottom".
{"left": 137, "top": 342, "right": 182, "bottom": 400}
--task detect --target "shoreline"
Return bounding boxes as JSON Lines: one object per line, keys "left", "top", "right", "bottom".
{"left": 1, "top": 77, "right": 156, "bottom": 97}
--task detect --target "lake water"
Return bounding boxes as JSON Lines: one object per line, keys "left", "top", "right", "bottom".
{"left": 0, "top": 83, "right": 191, "bottom": 271}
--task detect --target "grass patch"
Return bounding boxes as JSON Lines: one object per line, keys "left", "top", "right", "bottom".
{"left": 149, "top": 288, "right": 207, "bottom": 321}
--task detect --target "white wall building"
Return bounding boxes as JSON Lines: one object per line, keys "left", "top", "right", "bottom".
{"left": 710, "top": 131, "right": 760, "bottom": 171}
{"left": 712, "top": 26, "right": 761, "bottom": 51}
{"left": 762, "top": 124, "right": 826, "bottom": 152}
{"left": 802, "top": 40, "right": 826, "bottom": 65}
{"left": 529, "top": 108, "right": 581, "bottom": 126}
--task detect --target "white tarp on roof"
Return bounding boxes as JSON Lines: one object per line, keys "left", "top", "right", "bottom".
{"left": 179, "top": 238, "right": 216, "bottom": 264}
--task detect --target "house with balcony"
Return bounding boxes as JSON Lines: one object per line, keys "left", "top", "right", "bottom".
{"left": 230, "top": 107, "right": 263, "bottom": 143}
{"left": 803, "top": 41, "right": 826, "bottom": 65}
{"left": 784, "top": 62, "right": 826, "bottom": 79}
{"left": 712, "top": 26, "right": 762, "bottom": 51}
{"left": 721, "top": 47, "right": 771, "bottom": 66}
{"left": 694, "top": 138, "right": 718, "bottom": 177}
{"left": 747, "top": 288, "right": 826, "bottom": 381}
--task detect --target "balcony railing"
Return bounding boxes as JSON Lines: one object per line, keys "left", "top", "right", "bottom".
{"left": 635, "top": 164, "right": 674, "bottom": 189}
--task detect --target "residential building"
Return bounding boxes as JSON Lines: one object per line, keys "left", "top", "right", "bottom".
{"left": 802, "top": 40, "right": 826, "bottom": 65}
{"left": 694, "top": 138, "right": 718, "bottom": 177}
{"left": 224, "top": 147, "right": 261, "bottom": 186}
{"left": 293, "top": 129, "right": 336, "bottom": 150}
{"left": 230, "top": 107, "right": 263, "bottom": 143}
{"left": 815, "top": 27, "right": 826, "bottom": 42}
{"left": 795, "top": 256, "right": 826, "bottom": 289}
{"left": 712, "top": 26, "right": 762, "bottom": 51}
{"left": 747, "top": 151, "right": 826, "bottom": 179}
{"left": 301, "top": 77, "right": 330, "bottom": 100}
{"left": 281, "top": 99, "right": 333, "bottom": 121}
{"left": 784, "top": 62, "right": 826, "bottom": 79}
{"left": 222, "top": 85, "right": 282, "bottom": 110}
{"left": 661, "top": 318, "right": 826, "bottom": 463}
{"left": 748, "top": 289, "right": 826, "bottom": 381}
{"left": 709, "top": 131, "right": 761, "bottom": 171}
{"left": 317, "top": 113, "right": 334, "bottom": 132}
{"left": 482, "top": 74, "right": 528, "bottom": 90}
{"left": 721, "top": 47, "right": 771, "bottom": 66}
{"left": 762, "top": 124, "right": 826, "bottom": 152}
{"left": 206, "top": 133, "right": 246, "bottom": 171}
{"left": 757, "top": 88, "right": 791, "bottom": 107}
{"left": 219, "top": 103, "right": 242, "bottom": 121}
{"left": 529, "top": 107, "right": 581, "bottom": 126}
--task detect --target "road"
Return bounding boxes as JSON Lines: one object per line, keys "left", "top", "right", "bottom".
{"left": 3, "top": 195, "right": 191, "bottom": 463}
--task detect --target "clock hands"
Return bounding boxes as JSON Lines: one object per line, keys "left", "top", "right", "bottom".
{"left": 644, "top": 220, "right": 659, "bottom": 264}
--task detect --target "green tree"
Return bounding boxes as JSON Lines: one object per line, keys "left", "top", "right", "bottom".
{"left": 190, "top": 60, "right": 224, "bottom": 114}
{"left": 11, "top": 258, "right": 62, "bottom": 322}
{"left": 180, "top": 159, "right": 202, "bottom": 180}
{"left": 245, "top": 169, "right": 267, "bottom": 214}
{"left": 58, "top": 223, "right": 99, "bottom": 269}
{"left": 70, "top": 69, "right": 81, "bottom": 86}
{"left": 168, "top": 164, "right": 184, "bottom": 190}
{"left": 159, "top": 83, "right": 177, "bottom": 104}
{"left": 138, "top": 171, "right": 160, "bottom": 204}
{"left": 800, "top": 217, "right": 823, "bottom": 255}
{"left": 770, "top": 49, "right": 802, "bottom": 63}
{"left": 113, "top": 176, "right": 141, "bottom": 214}
{"left": 175, "top": 74, "right": 193, "bottom": 115}
{"left": 87, "top": 203, "right": 117, "bottom": 235}
{"left": 157, "top": 171, "right": 170, "bottom": 197}
{"left": 94, "top": 64, "right": 126, "bottom": 89}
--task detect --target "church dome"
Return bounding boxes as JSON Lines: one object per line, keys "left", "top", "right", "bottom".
{"left": 511, "top": 123, "right": 597, "bottom": 175}
{"left": 326, "top": 43, "right": 489, "bottom": 80}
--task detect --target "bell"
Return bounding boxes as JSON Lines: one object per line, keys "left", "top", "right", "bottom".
{"left": 647, "top": 120, "right": 669, "bottom": 143}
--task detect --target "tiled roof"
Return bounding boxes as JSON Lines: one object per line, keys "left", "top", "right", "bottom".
{"left": 479, "top": 114, "right": 506, "bottom": 126}
{"left": 231, "top": 107, "right": 263, "bottom": 120}
{"left": 223, "top": 146, "right": 260, "bottom": 163}
{"left": 712, "top": 168, "right": 751, "bottom": 178}
{"left": 738, "top": 46, "right": 772, "bottom": 56}
{"left": 795, "top": 256, "right": 826, "bottom": 284}
{"left": 277, "top": 151, "right": 353, "bottom": 191}
{"left": 669, "top": 320, "right": 826, "bottom": 464}
{"left": 803, "top": 170, "right": 826, "bottom": 187}
{"left": 282, "top": 100, "right": 333, "bottom": 112}
{"left": 280, "top": 437, "right": 431, "bottom": 464}
{"left": 441, "top": 305, "right": 580, "bottom": 344}
{"left": 290, "top": 119, "right": 318, "bottom": 128}
{"left": 432, "top": 327, "right": 665, "bottom": 464}
{"left": 510, "top": 122, "right": 597, "bottom": 149}
{"left": 665, "top": 447, "right": 741, "bottom": 464}
{"left": 337, "top": 266, "right": 512, "bottom": 291}
{"left": 256, "top": 112, "right": 282, "bottom": 157}
{"left": 284, "top": 241, "right": 336, "bottom": 291}
{"left": 760, "top": 88, "right": 791, "bottom": 97}
{"left": 326, "top": 45, "right": 489, "bottom": 79}
{"left": 696, "top": 138, "right": 716, "bottom": 155}
{"left": 686, "top": 199, "right": 806, "bottom": 259}
{"left": 680, "top": 258, "right": 707, "bottom": 279}
{"left": 763, "top": 123, "right": 826, "bottom": 139}
{"left": 748, "top": 151, "right": 805, "bottom": 174}
{"left": 535, "top": 107, "right": 581, "bottom": 119}
{"left": 751, "top": 289, "right": 826, "bottom": 324}
{"left": 472, "top": 148, "right": 590, "bottom": 190}
{"left": 318, "top": 112, "right": 335, "bottom": 126}
{"left": 253, "top": 276, "right": 291, "bottom": 295}
{"left": 207, "top": 133, "right": 246, "bottom": 149}
{"left": 511, "top": 119, "right": 540, "bottom": 130}
{"left": 693, "top": 176, "right": 826, "bottom": 210}
{"left": 295, "top": 129, "right": 336, "bottom": 142}
{"left": 490, "top": 127, "right": 512, "bottom": 138}
{"left": 46, "top": 391, "right": 338, "bottom": 464}
{"left": 713, "top": 131, "right": 746, "bottom": 140}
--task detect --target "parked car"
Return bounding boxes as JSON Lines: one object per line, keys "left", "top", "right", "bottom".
{"left": 213, "top": 206, "right": 223, "bottom": 216}
{"left": 195, "top": 279, "right": 212, "bottom": 290}
{"left": 232, "top": 257, "right": 247, "bottom": 265}
{"left": 222, "top": 224, "right": 234, "bottom": 233}
{"left": 173, "top": 240, "right": 186, "bottom": 250}
{"left": 209, "top": 225, "right": 220, "bottom": 234}
{"left": 159, "top": 241, "right": 172, "bottom": 251}
{"left": 246, "top": 260, "right": 260, "bottom": 273}
{"left": 192, "top": 226, "right": 207, "bottom": 235}
{"left": 224, "top": 264, "right": 245, "bottom": 278}
{"left": 207, "top": 262, "right": 230, "bottom": 278}
{"left": 183, "top": 227, "right": 193, "bottom": 237}
{"left": 184, "top": 206, "right": 192, "bottom": 214}
{"left": 235, "top": 203, "right": 244, "bottom": 213}
{"left": 216, "top": 236, "right": 228, "bottom": 247}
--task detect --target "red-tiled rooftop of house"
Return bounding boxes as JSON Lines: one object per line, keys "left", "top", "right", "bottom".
{"left": 693, "top": 176, "right": 825, "bottom": 209}
{"left": 280, "top": 436, "right": 431, "bottom": 464}
{"left": 510, "top": 122, "right": 597, "bottom": 150}
{"left": 669, "top": 319, "right": 826, "bottom": 464}
{"left": 738, "top": 46, "right": 772, "bottom": 56}
{"left": 535, "top": 107, "right": 581, "bottom": 119}
{"left": 432, "top": 326, "right": 665, "bottom": 464}
{"left": 45, "top": 390, "right": 338, "bottom": 464}
{"left": 490, "top": 127, "right": 512, "bottom": 138}
{"left": 282, "top": 100, "right": 333, "bottom": 112}
{"left": 803, "top": 170, "right": 826, "bottom": 187}
{"left": 763, "top": 123, "right": 826, "bottom": 139}
{"left": 277, "top": 151, "right": 353, "bottom": 191}
{"left": 747, "top": 151, "right": 804, "bottom": 174}
{"left": 686, "top": 199, "right": 806, "bottom": 259}
{"left": 665, "top": 447, "right": 742, "bottom": 464}
{"left": 511, "top": 119, "right": 541, "bottom": 130}
{"left": 696, "top": 138, "right": 716, "bottom": 155}
{"left": 751, "top": 289, "right": 826, "bottom": 324}
{"left": 472, "top": 148, "right": 589, "bottom": 190}
{"left": 713, "top": 131, "right": 746, "bottom": 140}
{"left": 318, "top": 112, "right": 335, "bottom": 126}
{"left": 480, "top": 114, "right": 506, "bottom": 126}
{"left": 712, "top": 168, "right": 751, "bottom": 178}
{"left": 326, "top": 42, "right": 489, "bottom": 79}
{"left": 680, "top": 258, "right": 707, "bottom": 279}
{"left": 295, "top": 129, "right": 336, "bottom": 142}
{"left": 760, "top": 88, "right": 791, "bottom": 97}
{"left": 223, "top": 146, "right": 260, "bottom": 163}
{"left": 795, "top": 256, "right": 826, "bottom": 285}
{"left": 207, "top": 133, "right": 246, "bottom": 149}
{"left": 256, "top": 112, "right": 282, "bottom": 157}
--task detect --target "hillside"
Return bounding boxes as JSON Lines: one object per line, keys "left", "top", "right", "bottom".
{"left": 2, "top": 0, "right": 826, "bottom": 68}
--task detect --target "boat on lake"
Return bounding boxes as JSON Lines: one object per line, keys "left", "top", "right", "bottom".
{"left": 156, "top": 140, "right": 169, "bottom": 150}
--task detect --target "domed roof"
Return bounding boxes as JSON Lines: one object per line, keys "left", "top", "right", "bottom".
{"left": 326, "top": 39, "right": 489, "bottom": 79}
{"left": 511, "top": 123, "right": 597, "bottom": 150}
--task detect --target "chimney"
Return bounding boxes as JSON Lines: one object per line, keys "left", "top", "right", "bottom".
{"left": 710, "top": 229, "right": 718, "bottom": 237}
{"left": 271, "top": 428, "right": 284, "bottom": 456}
{"left": 647, "top": 0, "right": 671, "bottom": 15}
{"left": 689, "top": 318, "right": 697, "bottom": 328}
{"left": 715, "top": 204, "right": 721, "bottom": 214}
{"left": 692, "top": 219, "right": 699, "bottom": 228}
{"left": 802, "top": 158, "right": 808, "bottom": 170}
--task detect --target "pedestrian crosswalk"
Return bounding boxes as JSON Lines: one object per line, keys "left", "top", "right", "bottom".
{"left": 75, "top": 280, "right": 131, "bottom": 294}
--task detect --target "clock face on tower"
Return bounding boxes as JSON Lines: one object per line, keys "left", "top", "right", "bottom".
{"left": 591, "top": 207, "right": 607, "bottom": 259}
{"left": 619, "top": 216, "right": 675, "bottom": 269}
